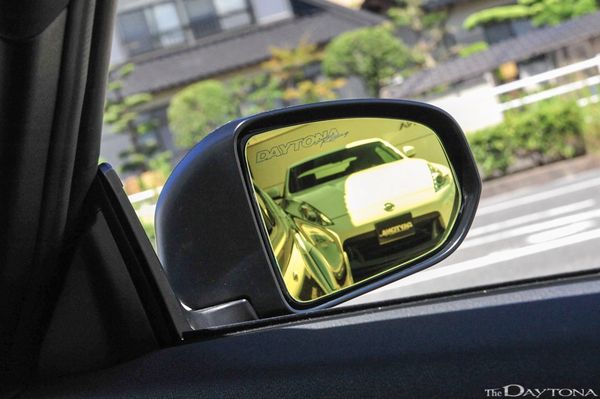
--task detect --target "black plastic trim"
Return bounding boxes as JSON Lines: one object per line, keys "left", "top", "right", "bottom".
{"left": 96, "top": 164, "right": 189, "bottom": 342}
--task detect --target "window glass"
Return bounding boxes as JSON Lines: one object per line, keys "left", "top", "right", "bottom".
{"left": 154, "top": 3, "right": 181, "bottom": 31}
{"left": 215, "top": 0, "right": 247, "bottom": 15}
{"left": 185, "top": 0, "right": 217, "bottom": 19}
{"left": 184, "top": 0, "right": 251, "bottom": 38}
{"left": 118, "top": 2, "right": 184, "bottom": 55}
{"left": 483, "top": 21, "right": 514, "bottom": 45}
{"left": 153, "top": 3, "right": 185, "bottom": 46}
{"left": 185, "top": 0, "right": 221, "bottom": 37}
{"left": 483, "top": 19, "right": 533, "bottom": 46}
{"left": 118, "top": 10, "right": 154, "bottom": 54}
{"left": 512, "top": 19, "right": 533, "bottom": 36}
{"left": 104, "top": 0, "right": 600, "bottom": 309}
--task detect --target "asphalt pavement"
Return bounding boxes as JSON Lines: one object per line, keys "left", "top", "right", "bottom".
{"left": 345, "top": 165, "right": 600, "bottom": 306}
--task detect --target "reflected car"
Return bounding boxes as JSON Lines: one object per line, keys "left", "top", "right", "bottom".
{"left": 254, "top": 186, "right": 353, "bottom": 301}
{"left": 281, "top": 139, "right": 456, "bottom": 279}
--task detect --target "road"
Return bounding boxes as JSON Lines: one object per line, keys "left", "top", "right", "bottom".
{"left": 346, "top": 167, "right": 600, "bottom": 306}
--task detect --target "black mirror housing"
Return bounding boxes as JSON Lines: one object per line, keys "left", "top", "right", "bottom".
{"left": 156, "top": 99, "right": 481, "bottom": 324}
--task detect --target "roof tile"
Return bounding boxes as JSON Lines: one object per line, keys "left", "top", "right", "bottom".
{"left": 122, "top": 7, "right": 382, "bottom": 96}
{"left": 388, "top": 11, "right": 600, "bottom": 98}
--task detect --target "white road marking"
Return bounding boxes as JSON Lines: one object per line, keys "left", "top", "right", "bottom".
{"left": 468, "top": 200, "right": 595, "bottom": 238}
{"left": 377, "top": 227, "right": 600, "bottom": 290}
{"left": 461, "top": 208, "right": 600, "bottom": 249}
{"left": 526, "top": 221, "right": 596, "bottom": 244}
{"left": 477, "top": 176, "right": 600, "bottom": 216}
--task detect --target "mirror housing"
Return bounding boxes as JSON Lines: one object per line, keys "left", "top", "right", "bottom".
{"left": 156, "top": 99, "right": 481, "bottom": 325}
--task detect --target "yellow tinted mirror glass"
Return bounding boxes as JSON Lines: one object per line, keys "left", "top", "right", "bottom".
{"left": 245, "top": 118, "right": 460, "bottom": 303}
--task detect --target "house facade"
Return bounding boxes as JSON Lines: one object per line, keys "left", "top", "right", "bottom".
{"left": 100, "top": 0, "right": 382, "bottom": 171}
{"left": 362, "top": 0, "right": 533, "bottom": 47}
{"left": 358, "top": 0, "right": 600, "bottom": 132}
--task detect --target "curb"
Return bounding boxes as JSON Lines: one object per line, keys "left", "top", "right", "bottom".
{"left": 481, "top": 155, "right": 600, "bottom": 198}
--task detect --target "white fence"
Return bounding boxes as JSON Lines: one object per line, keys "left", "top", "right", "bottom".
{"left": 493, "top": 54, "right": 600, "bottom": 112}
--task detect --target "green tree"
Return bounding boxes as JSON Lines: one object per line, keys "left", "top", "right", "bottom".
{"left": 388, "top": 0, "right": 454, "bottom": 68}
{"left": 463, "top": 0, "right": 598, "bottom": 30}
{"left": 322, "top": 26, "right": 412, "bottom": 97}
{"left": 104, "top": 63, "right": 170, "bottom": 175}
{"left": 167, "top": 80, "right": 238, "bottom": 147}
{"left": 168, "top": 41, "right": 345, "bottom": 147}
{"left": 261, "top": 41, "right": 345, "bottom": 103}
{"left": 230, "top": 73, "right": 284, "bottom": 116}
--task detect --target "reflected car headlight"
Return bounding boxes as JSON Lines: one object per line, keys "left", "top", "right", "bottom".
{"left": 428, "top": 164, "right": 449, "bottom": 192}
{"left": 299, "top": 202, "right": 334, "bottom": 226}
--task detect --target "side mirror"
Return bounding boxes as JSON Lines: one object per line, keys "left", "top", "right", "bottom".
{"left": 403, "top": 145, "right": 416, "bottom": 157}
{"left": 156, "top": 99, "right": 480, "bottom": 327}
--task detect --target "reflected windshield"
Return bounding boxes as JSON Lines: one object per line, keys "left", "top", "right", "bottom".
{"left": 288, "top": 141, "right": 403, "bottom": 193}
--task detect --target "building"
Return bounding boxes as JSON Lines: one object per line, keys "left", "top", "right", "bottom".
{"left": 362, "top": 0, "right": 542, "bottom": 50}
{"left": 383, "top": 11, "right": 600, "bottom": 132}
{"left": 101, "top": 0, "right": 383, "bottom": 171}
{"left": 358, "top": 0, "right": 600, "bottom": 132}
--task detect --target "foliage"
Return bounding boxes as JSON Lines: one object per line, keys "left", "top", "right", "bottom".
{"left": 458, "top": 41, "right": 489, "bottom": 58}
{"left": 388, "top": 0, "right": 454, "bottom": 68}
{"left": 283, "top": 78, "right": 346, "bottom": 103}
{"left": 230, "top": 73, "right": 284, "bottom": 116}
{"left": 168, "top": 42, "right": 346, "bottom": 146}
{"left": 468, "top": 125, "right": 515, "bottom": 177}
{"left": 261, "top": 41, "right": 346, "bottom": 104}
{"left": 463, "top": 4, "right": 532, "bottom": 30}
{"left": 147, "top": 151, "right": 173, "bottom": 181}
{"left": 581, "top": 102, "right": 600, "bottom": 153}
{"left": 262, "top": 40, "right": 322, "bottom": 84}
{"left": 322, "top": 26, "right": 412, "bottom": 97}
{"left": 464, "top": 0, "right": 598, "bottom": 30}
{"left": 104, "top": 63, "right": 168, "bottom": 175}
{"left": 527, "top": 0, "right": 598, "bottom": 26}
{"left": 468, "top": 98, "right": 586, "bottom": 178}
{"left": 511, "top": 98, "right": 584, "bottom": 163}
{"left": 167, "top": 80, "right": 238, "bottom": 147}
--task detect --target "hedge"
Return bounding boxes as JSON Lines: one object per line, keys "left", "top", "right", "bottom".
{"left": 467, "top": 98, "right": 585, "bottom": 179}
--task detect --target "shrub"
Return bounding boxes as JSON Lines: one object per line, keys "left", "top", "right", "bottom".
{"left": 467, "top": 124, "right": 515, "bottom": 178}
{"left": 167, "top": 80, "right": 238, "bottom": 148}
{"left": 468, "top": 98, "right": 585, "bottom": 179}
{"left": 509, "top": 98, "right": 584, "bottom": 164}
{"left": 582, "top": 102, "right": 600, "bottom": 153}
{"left": 322, "top": 26, "right": 412, "bottom": 97}
{"left": 458, "top": 41, "right": 489, "bottom": 58}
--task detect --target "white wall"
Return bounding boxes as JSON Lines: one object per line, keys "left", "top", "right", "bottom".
{"left": 424, "top": 75, "right": 504, "bottom": 133}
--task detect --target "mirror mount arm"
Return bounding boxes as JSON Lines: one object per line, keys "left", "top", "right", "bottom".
{"left": 185, "top": 299, "right": 258, "bottom": 330}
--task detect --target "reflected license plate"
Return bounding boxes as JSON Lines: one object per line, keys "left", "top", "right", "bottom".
{"left": 376, "top": 213, "right": 416, "bottom": 245}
